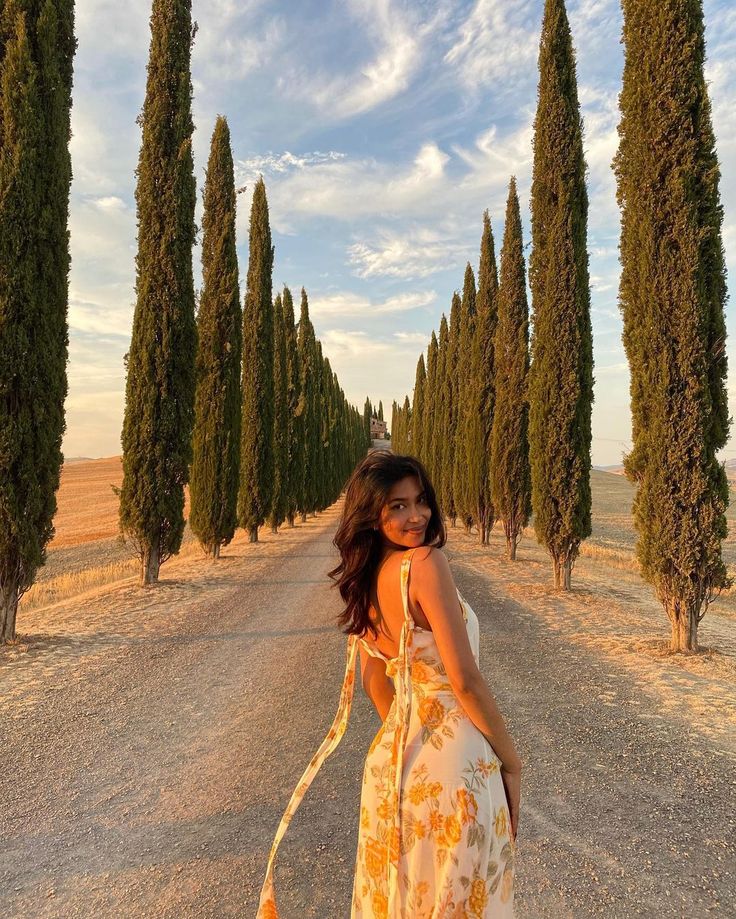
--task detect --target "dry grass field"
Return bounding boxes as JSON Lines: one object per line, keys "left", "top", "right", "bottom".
{"left": 16, "top": 457, "right": 195, "bottom": 614}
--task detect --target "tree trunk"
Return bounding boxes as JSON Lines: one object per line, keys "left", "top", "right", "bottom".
{"left": 0, "top": 579, "right": 19, "bottom": 643}
{"left": 562, "top": 556, "right": 572, "bottom": 590}
{"left": 552, "top": 554, "right": 572, "bottom": 589}
{"left": 287, "top": 514, "right": 295, "bottom": 528}
{"left": 667, "top": 599, "right": 698, "bottom": 653}
{"left": 270, "top": 524, "right": 278, "bottom": 534}
{"left": 140, "top": 537, "right": 160, "bottom": 587}
{"left": 248, "top": 526, "right": 259, "bottom": 543}
{"left": 212, "top": 543, "right": 221, "bottom": 560}
{"left": 507, "top": 534, "right": 517, "bottom": 561}
{"left": 300, "top": 511, "right": 307, "bottom": 523}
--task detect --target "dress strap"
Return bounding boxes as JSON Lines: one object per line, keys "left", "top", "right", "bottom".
{"left": 257, "top": 633, "right": 359, "bottom": 918}
{"left": 384, "top": 546, "right": 419, "bottom": 915}
{"left": 399, "top": 546, "right": 419, "bottom": 627}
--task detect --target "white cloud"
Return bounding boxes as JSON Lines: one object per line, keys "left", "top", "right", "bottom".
{"left": 309, "top": 290, "right": 435, "bottom": 319}
{"left": 348, "top": 226, "right": 472, "bottom": 280}
{"left": 93, "top": 195, "right": 127, "bottom": 212}
{"left": 236, "top": 140, "right": 454, "bottom": 234}
{"left": 236, "top": 151, "right": 346, "bottom": 183}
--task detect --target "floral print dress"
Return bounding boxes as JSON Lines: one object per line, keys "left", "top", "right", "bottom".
{"left": 257, "top": 547, "right": 516, "bottom": 918}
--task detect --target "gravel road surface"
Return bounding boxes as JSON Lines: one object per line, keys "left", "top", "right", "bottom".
{"left": 1, "top": 503, "right": 733, "bottom": 918}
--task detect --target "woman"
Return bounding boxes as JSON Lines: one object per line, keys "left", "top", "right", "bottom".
{"left": 257, "top": 451, "right": 521, "bottom": 918}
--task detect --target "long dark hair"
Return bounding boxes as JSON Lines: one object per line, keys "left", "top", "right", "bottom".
{"left": 328, "top": 450, "right": 446, "bottom": 638}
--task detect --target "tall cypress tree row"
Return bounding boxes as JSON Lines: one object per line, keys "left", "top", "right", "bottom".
{"left": 430, "top": 316, "right": 449, "bottom": 500}
{"left": 465, "top": 210, "right": 500, "bottom": 544}
{"left": 0, "top": 0, "right": 75, "bottom": 639}
{"left": 378, "top": 400, "right": 384, "bottom": 423}
{"left": 297, "top": 289, "right": 319, "bottom": 521}
{"left": 238, "top": 178, "right": 274, "bottom": 542}
{"left": 528, "top": 0, "right": 593, "bottom": 589}
{"left": 119, "top": 0, "right": 197, "bottom": 585}
{"left": 268, "top": 292, "right": 289, "bottom": 532}
{"left": 282, "top": 286, "right": 301, "bottom": 528}
{"left": 314, "top": 343, "right": 325, "bottom": 510}
{"left": 614, "top": 0, "right": 730, "bottom": 651}
{"left": 440, "top": 293, "right": 462, "bottom": 524}
{"left": 423, "top": 331, "right": 439, "bottom": 477}
{"left": 491, "top": 178, "right": 532, "bottom": 560}
{"left": 453, "top": 263, "right": 477, "bottom": 530}
{"left": 411, "top": 354, "right": 426, "bottom": 460}
{"left": 189, "top": 116, "right": 242, "bottom": 559}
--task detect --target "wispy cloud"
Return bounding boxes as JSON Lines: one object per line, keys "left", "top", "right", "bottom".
{"left": 348, "top": 227, "right": 472, "bottom": 280}
{"left": 277, "top": 0, "right": 436, "bottom": 120}
{"left": 445, "top": 0, "right": 539, "bottom": 94}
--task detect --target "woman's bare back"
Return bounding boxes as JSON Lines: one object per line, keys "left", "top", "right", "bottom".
{"left": 365, "top": 546, "right": 458, "bottom": 659}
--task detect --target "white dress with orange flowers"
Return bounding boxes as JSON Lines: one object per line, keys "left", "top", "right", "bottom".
{"left": 257, "top": 547, "right": 515, "bottom": 918}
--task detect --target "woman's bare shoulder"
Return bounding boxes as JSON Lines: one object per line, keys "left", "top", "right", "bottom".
{"left": 411, "top": 545, "right": 453, "bottom": 582}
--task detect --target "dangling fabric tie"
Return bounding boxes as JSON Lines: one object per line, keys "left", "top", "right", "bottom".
{"left": 256, "top": 632, "right": 359, "bottom": 918}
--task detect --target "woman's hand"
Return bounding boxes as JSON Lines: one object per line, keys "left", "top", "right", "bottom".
{"left": 500, "top": 761, "right": 521, "bottom": 846}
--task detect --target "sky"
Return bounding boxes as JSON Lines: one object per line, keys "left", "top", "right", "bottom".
{"left": 65, "top": 0, "right": 736, "bottom": 467}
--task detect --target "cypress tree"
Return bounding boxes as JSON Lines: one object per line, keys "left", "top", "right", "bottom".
{"left": 613, "top": 0, "right": 730, "bottom": 651}
{"left": 466, "top": 210, "right": 500, "bottom": 544}
{"left": 423, "top": 331, "right": 439, "bottom": 476}
{"left": 323, "top": 364, "right": 339, "bottom": 503}
{"left": 282, "top": 286, "right": 301, "bottom": 528}
{"left": 189, "top": 116, "right": 242, "bottom": 559}
{"left": 440, "top": 293, "right": 462, "bottom": 524}
{"left": 403, "top": 395, "right": 412, "bottom": 452}
{"left": 363, "top": 396, "right": 373, "bottom": 447}
{"left": 0, "top": 2, "right": 42, "bottom": 641}
{"left": 0, "top": 4, "right": 40, "bottom": 641}
{"left": 297, "top": 289, "right": 319, "bottom": 521}
{"left": 528, "top": 0, "right": 594, "bottom": 590}
{"left": 390, "top": 400, "right": 398, "bottom": 447}
{"left": 430, "top": 316, "right": 449, "bottom": 499}
{"left": 453, "top": 263, "right": 477, "bottom": 530}
{"left": 411, "top": 354, "right": 426, "bottom": 462}
{"left": 268, "top": 292, "right": 289, "bottom": 532}
{"left": 0, "top": 0, "right": 76, "bottom": 640}
{"left": 119, "top": 0, "right": 197, "bottom": 585}
{"left": 378, "top": 400, "right": 384, "bottom": 422}
{"left": 491, "top": 179, "right": 532, "bottom": 560}
{"left": 237, "top": 178, "right": 274, "bottom": 542}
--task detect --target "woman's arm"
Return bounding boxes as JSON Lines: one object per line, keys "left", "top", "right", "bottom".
{"left": 411, "top": 547, "right": 522, "bottom": 773}
{"left": 358, "top": 643, "right": 395, "bottom": 721}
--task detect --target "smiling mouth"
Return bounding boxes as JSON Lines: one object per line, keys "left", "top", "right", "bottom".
{"left": 406, "top": 526, "right": 425, "bottom": 534}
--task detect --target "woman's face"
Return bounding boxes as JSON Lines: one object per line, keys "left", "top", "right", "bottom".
{"left": 378, "top": 475, "right": 432, "bottom": 550}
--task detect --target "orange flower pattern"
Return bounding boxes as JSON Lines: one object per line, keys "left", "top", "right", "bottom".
{"left": 257, "top": 547, "right": 515, "bottom": 917}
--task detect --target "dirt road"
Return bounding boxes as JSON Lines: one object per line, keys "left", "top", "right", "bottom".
{"left": 1, "top": 503, "right": 733, "bottom": 918}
